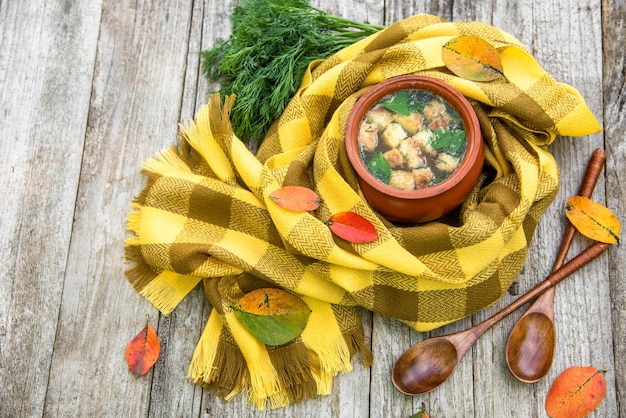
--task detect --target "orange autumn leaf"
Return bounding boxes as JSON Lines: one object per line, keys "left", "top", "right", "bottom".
{"left": 442, "top": 35, "right": 504, "bottom": 82}
{"left": 545, "top": 366, "right": 606, "bottom": 418}
{"left": 125, "top": 321, "right": 160, "bottom": 376}
{"left": 565, "top": 196, "right": 621, "bottom": 244}
{"left": 233, "top": 288, "right": 311, "bottom": 346}
{"left": 327, "top": 211, "right": 378, "bottom": 243}
{"left": 269, "top": 185, "right": 321, "bottom": 212}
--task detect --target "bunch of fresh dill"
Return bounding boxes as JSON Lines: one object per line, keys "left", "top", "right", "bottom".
{"left": 200, "top": 0, "right": 383, "bottom": 145}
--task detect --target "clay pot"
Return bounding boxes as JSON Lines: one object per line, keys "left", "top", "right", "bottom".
{"left": 345, "top": 75, "right": 484, "bottom": 223}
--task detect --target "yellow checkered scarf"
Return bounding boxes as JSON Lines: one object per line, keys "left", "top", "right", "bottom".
{"left": 124, "top": 14, "right": 600, "bottom": 409}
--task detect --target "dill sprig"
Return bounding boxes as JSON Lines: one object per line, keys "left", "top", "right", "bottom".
{"left": 200, "top": 0, "right": 383, "bottom": 144}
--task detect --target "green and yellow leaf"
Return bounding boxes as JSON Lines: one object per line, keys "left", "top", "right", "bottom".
{"left": 233, "top": 288, "right": 311, "bottom": 346}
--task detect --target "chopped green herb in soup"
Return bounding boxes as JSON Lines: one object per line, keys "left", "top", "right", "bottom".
{"left": 358, "top": 89, "right": 467, "bottom": 191}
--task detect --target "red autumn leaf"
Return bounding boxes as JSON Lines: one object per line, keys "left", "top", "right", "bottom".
{"left": 269, "top": 185, "right": 321, "bottom": 212}
{"left": 442, "top": 35, "right": 504, "bottom": 82}
{"left": 125, "top": 321, "right": 160, "bottom": 376}
{"left": 327, "top": 211, "right": 378, "bottom": 243}
{"left": 545, "top": 366, "right": 606, "bottom": 418}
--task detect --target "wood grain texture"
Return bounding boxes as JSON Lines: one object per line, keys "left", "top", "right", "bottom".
{"left": 602, "top": 0, "right": 626, "bottom": 414}
{"left": 0, "top": 1, "right": 102, "bottom": 416}
{"left": 43, "top": 0, "right": 195, "bottom": 416}
{"left": 0, "top": 0, "right": 623, "bottom": 416}
{"left": 145, "top": 1, "right": 210, "bottom": 416}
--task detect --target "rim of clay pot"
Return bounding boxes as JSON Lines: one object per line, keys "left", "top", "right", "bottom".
{"left": 345, "top": 75, "right": 482, "bottom": 200}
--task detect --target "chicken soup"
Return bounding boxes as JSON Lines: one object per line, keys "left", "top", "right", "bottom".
{"left": 357, "top": 89, "right": 467, "bottom": 191}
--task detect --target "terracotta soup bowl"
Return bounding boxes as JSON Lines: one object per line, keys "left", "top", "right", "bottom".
{"left": 345, "top": 75, "right": 484, "bottom": 223}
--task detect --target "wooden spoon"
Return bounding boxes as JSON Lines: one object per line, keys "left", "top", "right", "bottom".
{"left": 392, "top": 241, "right": 609, "bottom": 395}
{"left": 505, "top": 148, "right": 606, "bottom": 383}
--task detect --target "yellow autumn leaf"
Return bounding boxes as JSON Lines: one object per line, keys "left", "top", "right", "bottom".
{"left": 565, "top": 196, "right": 621, "bottom": 244}
{"left": 442, "top": 35, "right": 504, "bottom": 82}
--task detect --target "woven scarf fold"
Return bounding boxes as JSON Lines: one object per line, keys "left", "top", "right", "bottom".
{"left": 124, "top": 14, "right": 600, "bottom": 409}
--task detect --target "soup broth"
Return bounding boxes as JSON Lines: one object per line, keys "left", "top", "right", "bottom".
{"left": 357, "top": 89, "right": 467, "bottom": 191}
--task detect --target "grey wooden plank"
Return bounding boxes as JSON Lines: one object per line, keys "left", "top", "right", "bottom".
{"left": 312, "top": 0, "right": 386, "bottom": 26}
{"left": 386, "top": 0, "right": 454, "bottom": 22}
{"left": 42, "top": 0, "right": 196, "bottom": 416}
{"left": 147, "top": 0, "right": 224, "bottom": 416}
{"left": 148, "top": 292, "right": 207, "bottom": 418}
{"left": 454, "top": 0, "right": 612, "bottom": 416}
{"left": 470, "top": 0, "right": 615, "bottom": 416}
{"left": 602, "top": 0, "right": 626, "bottom": 415}
{"left": 0, "top": 1, "right": 102, "bottom": 416}
{"left": 369, "top": 314, "right": 416, "bottom": 418}
{"left": 521, "top": 1, "right": 615, "bottom": 417}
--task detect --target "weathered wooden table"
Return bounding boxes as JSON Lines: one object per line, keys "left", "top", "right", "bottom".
{"left": 1, "top": 0, "right": 624, "bottom": 416}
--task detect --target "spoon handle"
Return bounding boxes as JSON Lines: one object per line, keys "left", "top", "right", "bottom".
{"left": 552, "top": 148, "right": 606, "bottom": 270}
{"left": 472, "top": 241, "right": 610, "bottom": 336}
{"left": 525, "top": 149, "right": 607, "bottom": 317}
{"left": 509, "top": 149, "right": 606, "bottom": 319}
{"left": 546, "top": 241, "right": 609, "bottom": 287}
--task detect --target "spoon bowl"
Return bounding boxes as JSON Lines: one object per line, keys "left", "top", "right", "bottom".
{"left": 504, "top": 149, "right": 605, "bottom": 383}
{"left": 505, "top": 311, "right": 556, "bottom": 382}
{"left": 392, "top": 338, "right": 458, "bottom": 395}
